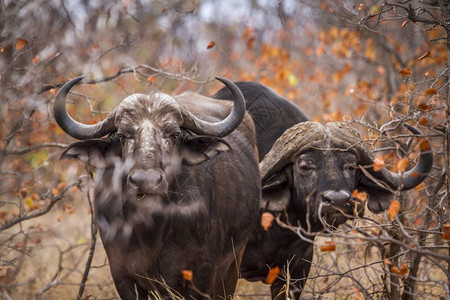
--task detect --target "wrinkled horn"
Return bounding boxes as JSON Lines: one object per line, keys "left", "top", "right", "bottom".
{"left": 260, "top": 122, "right": 326, "bottom": 182}
{"left": 54, "top": 76, "right": 117, "bottom": 140}
{"left": 181, "top": 76, "right": 246, "bottom": 137}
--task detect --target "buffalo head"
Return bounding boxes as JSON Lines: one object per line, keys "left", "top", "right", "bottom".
{"left": 55, "top": 76, "right": 246, "bottom": 204}
{"left": 260, "top": 121, "right": 433, "bottom": 231}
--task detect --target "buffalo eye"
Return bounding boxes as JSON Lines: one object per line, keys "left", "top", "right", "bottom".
{"left": 170, "top": 131, "right": 181, "bottom": 141}
{"left": 344, "top": 164, "right": 356, "bottom": 173}
{"left": 298, "top": 162, "right": 315, "bottom": 174}
{"left": 117, "top": 133, "right": 126, "bottom": 142}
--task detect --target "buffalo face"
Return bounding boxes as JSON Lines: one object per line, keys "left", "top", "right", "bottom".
{"left": 260, "top": 121, "right": 432, "bottom": 232}
{"left": 55, "top": 77, "right": 245, "bottom": 208}
{"left": 291, "top": 148, "right": 363, "bottom": 229}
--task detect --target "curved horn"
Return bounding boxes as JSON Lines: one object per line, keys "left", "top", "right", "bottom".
{"left": 54, "top": 76, "right": 117, "bottom": 140}
{"left": 181, "top": 77, "right": 246, "bottom": 137}
{"left": 354, "top": 124, "right": 433, "bottom": 191}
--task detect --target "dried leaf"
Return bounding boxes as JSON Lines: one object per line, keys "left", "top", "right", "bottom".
{"left": 0, "top": 211, "right": 8, "bottom": 220}
{"left": 424, "top": 88, "right": 437, "bottom": 95}
{"left": 391, "top": 263, "right": 408, "bottom": 276}
{"left": 261, "top": 212, "right": 274, "bottom": 231}
{"left": 372, "top": 155, "right": 385, "bottom": 172}
{"left": 15, "top": 38, "right": 27, "bottom": 50}
{"left": 418, "top": 118, "right": 428, "bottom": 125}
{"left": 181, "top": 270, "right": 193, "bottom": 281}
{"left": 419, "top": 139, "right": 431, "bottom": 151}
{"left": 417, "top": 102, "right": 431, "bottom": 111}
{"left": 320, "top": 241, "right": 336, "bottom": 252}
{"left": 396, "top": 158, "right": 409, "bottom": 172}
{"left": 442, "top": 233, "right": 450, "bottom": 240}
{"left": 384, "top": 258, "right": 392, "bottom": 265}
{"left": 387, "top": 200, "right": 401, "bottom": 221}
{"left": 352, "top": 189, "right": 367, "bottom": 202}
{"left": 401, "top": 20, "right": 409, "bottom": 28}
{"left": 206, "top": 41, "right": 215, "bottom": 49}
{"left": 32, "top": 55, "right": 39, "bottom": 64}
{"left": 265, "top": 266, "right": 280, "bottom": 284}
{"left": 19, "top": 188, "right": 28, "bottom": 198}
{"left": 442, "top": 223, "right": 450, "bottom": 233}
{"left": 399, "top": 68, "right": 412, "bottom": 77}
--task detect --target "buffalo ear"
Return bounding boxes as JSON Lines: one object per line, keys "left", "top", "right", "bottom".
{"left": 61, "top": 137, "right": 120, "bottom": 168}
{"left": 181, "top": 136, "right": 231, "bottom": 165}
{"left": 355, "top": 170, "right": 394, "bottom": 213}
{"left": 261, "top": 173, "right": 290, "bottom": 212}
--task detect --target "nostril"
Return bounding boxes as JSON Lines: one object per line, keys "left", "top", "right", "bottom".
{"left": 321, "top": 197, "right": 331, "bottom": 205}
{"left": 148, "top": 171, "right": 163, "bottom": 187}
{"left": 128, "top": 168, "right": 166, "bottom": 194}
{"left": 129, "top": 171, "right": 145, "bottom": 187}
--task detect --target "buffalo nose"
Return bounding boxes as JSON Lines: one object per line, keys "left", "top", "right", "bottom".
{"left": 128, "top": 169, "right": 166, "bottom": 194}
{"left": 322, "top": 190, "right": 351, "bottom": 206}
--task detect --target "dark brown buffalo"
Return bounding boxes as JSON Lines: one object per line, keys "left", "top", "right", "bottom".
{"left": 54, "top": 77, "right": 260, "bottom": 299}
{"left": 214, "top": 82, "right": 433, "bottom": 299}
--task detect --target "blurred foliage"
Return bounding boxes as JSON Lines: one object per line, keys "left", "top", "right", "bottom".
{"left": 0, "top": 0, "right": 449, "bottom": 299}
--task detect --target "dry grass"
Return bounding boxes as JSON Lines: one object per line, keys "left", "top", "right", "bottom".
{"left": 2, "top": 190, "right": 448, "bottom": 300}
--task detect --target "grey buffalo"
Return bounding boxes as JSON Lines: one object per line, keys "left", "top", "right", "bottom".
{"left": 214, "top": 82, "right": 433, "bottom": 299}
{"left": 54, "top": 77, "right": 260, "bottom": 299}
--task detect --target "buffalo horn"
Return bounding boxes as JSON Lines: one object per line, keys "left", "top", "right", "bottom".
{"left": 180, "top": 77, "right": 246, "bottom": 137}
{"left": 54, "top": 76, "right": 117, "bottom": 140}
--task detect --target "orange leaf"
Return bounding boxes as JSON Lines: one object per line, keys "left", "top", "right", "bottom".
{"left": 0, "top": 211, "right": 8, "bottom": 220}
{"left": 401, "top": 20, "right": 409, "bottom": 27}
{"left": 417, "top": 102, "right": 431, "bottom": 111}
{"left": 32, "top": 55, "right": 40, "bottom": 64}
{"left": 181, "top": 270, "right": 193, "bottom": 281}
{"left": 391, "top": 263, "right": 408, "bottom": 276}
{"left": 399, "top": 68, "right": 412, "bottom": 77}
{"left": 442, "top": 223, "right": 450, "bottom": 234}
{"left": 419, "top": 139, "right": 430, "bottom": 151}
{"left": 372, "top": 155, "right": 385, "bottom": 172}
{"left": 396, "top": 158, "right": 409, "bottom": 172}
{"left": 442, "top": 232, "right": 450, "bottom": 240}
{"left": 387, "top": 200, "right": 401, "bottom": 221}
{"left": 384, "top": 258, "right": 392, "bottom": 265}
{"left": 19, "top": 188, "right": 28, "bottom": 198}
{"left": 147, "top": 76, "right": 155, "bottom": 82}
{"left": 418, "top": 118, "right": 428, "bottom": 125}
{"left": 265, "top": 266, "right": 280, "bottom": 284}
{"left": 320, "top": 241, "right": 336, "bottom": 252}
{"left": 417, "top": 51, "right": 430, "bottom": 61}
{"left": 424, "top": 88, "right": 437, "bottom": 95}
{"left": 261, "top": 212, "right": 274, "bottom": 231}
{"left": 352, "top": 189, "right": 367, "bottom": 202}
{"left": 15, "top": 38, "right": 27, "bottom": 50}
{"left": 206, "top": 41, "right": 215, "bottom": 49}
